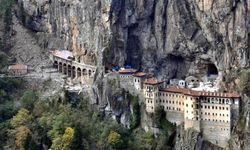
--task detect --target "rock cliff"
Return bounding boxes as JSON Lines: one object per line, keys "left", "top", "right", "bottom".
{"left": 14, "top": 0, "right": 250, "bottom": 149}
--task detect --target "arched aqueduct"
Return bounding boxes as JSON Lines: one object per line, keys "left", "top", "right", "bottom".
{"left": 51, "top": 51, "right": 96, "bottom": 82}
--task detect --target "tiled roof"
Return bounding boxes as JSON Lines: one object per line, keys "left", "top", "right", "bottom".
{"left": 144, "top": 77, "right": 163, "bottom": 85}
{"left": 133, "top": 72, "right": 147, "bottom": 77}
{"left": 160, "top": 86, "right": 241, "bottom": 98}
{"left": 118, "top": 69, "right": 137, "bottom": 74}
{"left": 51, "top": 50, "right": 73, "bottom": 60}
{"left": 8, "top": 64, "right": 28, "bottom": 70}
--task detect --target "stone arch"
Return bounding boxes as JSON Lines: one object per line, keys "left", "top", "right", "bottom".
{"left": 77, "top": 68, "right": 81, "bottom": 78}
{"left": 72, "top": 66, "right": 76, "bottom": 78}
{"left": 63, "top": 63, "right": 67, "bottom": 75}
{"left": 82, "top": 68, "right": 87, "bottom": 76}
{"left": 53, "top": 61, "right": 58, "bottom": 68}
{"left": 88, "top": 70, "right": 92, "bottom": 77}
{"left": 68, "top": 65, "right": 72, "bottom": 77}
{"left": 59, "top": 62, "right": 63, "bottom": 72}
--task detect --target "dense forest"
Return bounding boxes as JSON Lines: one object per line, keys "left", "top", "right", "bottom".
{"left": 0, "top": 77, "right": 176, "bottom": 150}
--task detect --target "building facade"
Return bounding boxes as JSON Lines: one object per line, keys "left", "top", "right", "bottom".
{"left": 118, "top": 70, "right": 240, "bottom": 148}
{"left": 147, "top": 85, "right": 240, "bottom": 147}
{"left": 8, "top": 64, "right": 28, "bottom": 76}
{"left": 50, "top": 50, "right": 96, "bottom": 83}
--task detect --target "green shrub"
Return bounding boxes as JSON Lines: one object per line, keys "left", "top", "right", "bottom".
{"left": 239, "top": 69, "right": 250, "bottom": 94}
{"left": 129, "top": 95, "right": 140, "bottom": 130}
{"left": 20, "top": 90, "right": 38, "bottom": 110}
{"left": 154, "top": 106, "right": 176, "bottom": 136}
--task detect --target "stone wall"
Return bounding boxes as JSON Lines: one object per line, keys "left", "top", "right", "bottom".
{"left": 201, "top": 121, "right": 231, "bottom": 148}
{"left": 166, "top": 111, "right": 184, "bottom": 125}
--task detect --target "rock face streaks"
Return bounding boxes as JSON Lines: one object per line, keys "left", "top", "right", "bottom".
{"left": 18, "top": 0, "right": 250, "bottom": 80}
{"left": 17, "top": 0, "right": 250, "bottom": 149}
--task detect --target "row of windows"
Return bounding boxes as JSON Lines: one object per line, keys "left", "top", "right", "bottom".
{"left": 200, "top": 118, "right": 230, "bottom": 123}
{"left": 157, "top": 93, "right": 233, "bottom": 104}
{"left": 188, "top": 117, "right": 230, "bottom": 123}
{"left": 157, "top": 99, "right": 184, "bottom": 105}
{"left": 120, "top": 75, "right": 131, "bottom": 78}
{"left": 165, "top": 107, "right": 182, "bottom": 111}
{"left": 202, "top": 112, "right": 229, "bottom": 117}
{"left": 134, "top": 79, "right": 140, "bottom": 82}
{"left": 202, "top": 105, "right": 229, "bottom": 110}
{"left": 147, "top": 99, "right": 230, "bottom": 110}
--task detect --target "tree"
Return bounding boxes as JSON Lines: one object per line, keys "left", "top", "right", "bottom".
{"left": 62, "top": 127, "right": 74, "bottom": 150}
{"left": 10, "top": 108, "right": 31, "bottom": 128}
{"left": 20, "top": 90, "right": 38, "bottom": 110}
{"left": 108, "top": 130, "right": 122, "bottom": 149}
{"left": 130, "top": 96, "right": 140, "bottom": 130}
{"left": 9, "top": 108, "right": 32, "bottom": 150}
{"left": 239, "top": 70, "right": 250, "bottom": 94}
{"left": 70, "top": 126, "right": 83, "bottom": 150}
{"left": 15, "top": 126, "right": 31, "bottom": 150}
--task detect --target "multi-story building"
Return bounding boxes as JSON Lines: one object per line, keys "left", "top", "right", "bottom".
{"left": 121, "top": 70, "right": 240, "bottom": 148}
{"left": 145, "top": 83, "right": 240, "bottom": 147}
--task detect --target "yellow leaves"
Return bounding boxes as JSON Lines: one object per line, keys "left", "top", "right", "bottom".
{"left": 49, "top": 127, "right": 75, "bottom": 150}
{"left": 15, "top": 126, "right": 30, "bottom": 150}
{"left": 108, "top": 130, "right": 122, "bottom": 148}
{"left": 62, "top": 127, "right": 74, "bottom": 150}
{"left": 10, "top": 108, "right": 31, "bottom": 128}
{"left": 8, "top": 108, "right": 32, "bottom": 150}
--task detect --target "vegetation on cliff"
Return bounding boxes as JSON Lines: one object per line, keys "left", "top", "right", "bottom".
{"left": 0, "top": 78, "right": 178, "bottom": 149}
{"left": 239, "top": 69, "right": 250, "bottom": 95}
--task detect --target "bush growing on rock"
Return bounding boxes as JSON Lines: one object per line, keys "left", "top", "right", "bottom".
{"left": 239, "top": 69, "right": 250, "bottom": 94}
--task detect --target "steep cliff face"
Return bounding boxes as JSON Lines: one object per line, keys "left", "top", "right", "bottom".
{"left": 17, "top": 0, "right": 111, "bottom": 66}
{"left": 109, "top": 0, "right": 250, "bottom": 82}
{"left": 17, "top": 0, "right": 250, "bottom": 88}
{"left": 16, "top": 0, "right": 250, "bottom": 149}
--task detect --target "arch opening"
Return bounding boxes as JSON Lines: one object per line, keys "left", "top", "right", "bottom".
{"left": 59, "top": 62, "right": 63, "bottom": 72}
{"left": 82, "top": 69, "right": 87, "bottom": 76}
{"left": 72, "top": 66, "right": 76, "bottom": 78}
{"left": 68, "top": 65, "right": 72, "bottom": 77}
{"left": 77, "top": 68, "right": 81, "bottom": 78}
{"left": 53, "top": 61, "right": 58, "bottom": 68}
{"left": 88, "top": 70, "right": 92, "bottom": 77}
{"left": 63, "top": 63, "right": 67, "bottom": 75}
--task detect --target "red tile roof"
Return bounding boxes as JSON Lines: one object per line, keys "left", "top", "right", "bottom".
{"left": 144, "top": 77, "right": 163, "bottom": 85}
{"left": 8, "top": 64, "right": 28, "bottom": 70}
{"left": 133, "top": 72, "right": 147, "bottom": 77}
{"left": 118, "top": 69, "right": 137, "bottom": 74}
{"left": 160, "top": 86, "right": 241, "bottom": 98}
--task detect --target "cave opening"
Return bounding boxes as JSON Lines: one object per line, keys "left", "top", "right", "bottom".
{"left": 207, "top": 64, "right": 218, "bottom": 76}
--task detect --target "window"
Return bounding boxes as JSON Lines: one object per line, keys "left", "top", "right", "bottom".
{"left": 186, "top": 104, "right": 188, "bottom": 107}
